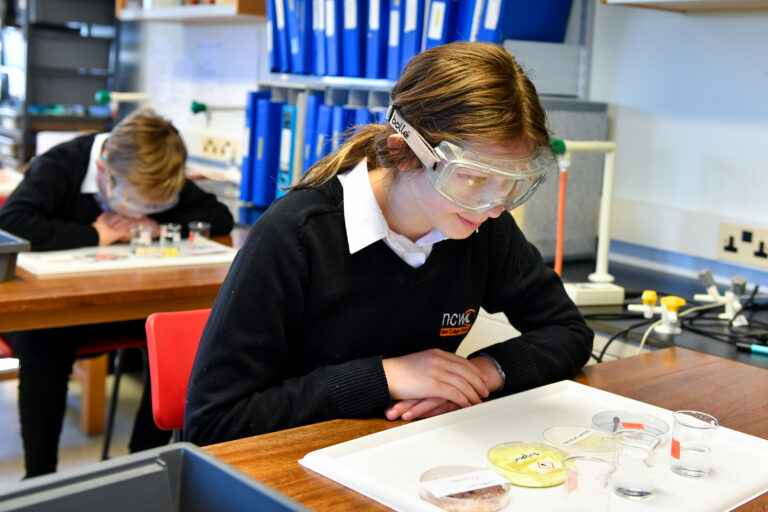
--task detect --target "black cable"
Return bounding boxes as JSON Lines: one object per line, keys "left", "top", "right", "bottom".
{"left": 582, "top": 313, "right": 646, "bottom": 321}
{"left": 595, "top": 319, "right": 655, "bottom": 363}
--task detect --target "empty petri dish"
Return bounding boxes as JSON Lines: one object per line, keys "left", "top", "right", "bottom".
{"left": 418, "top": 465, "right": 511, "bottom": 512}
{"left": 487, "top": 442, "right": 568, "bottom": 487}
{"left": 592, "top": 410, "right": 670, "bottom": 437}
{"left": 542, "top": 425, "right": 615, "bottom": 454}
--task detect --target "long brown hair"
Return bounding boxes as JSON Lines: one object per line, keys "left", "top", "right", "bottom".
{"left": 294, "top": 41, "right": 550, "bottom": 189}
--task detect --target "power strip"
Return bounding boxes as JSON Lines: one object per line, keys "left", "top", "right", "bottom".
{"left": 564, "top": 282, "right": 626, "bottom": 306}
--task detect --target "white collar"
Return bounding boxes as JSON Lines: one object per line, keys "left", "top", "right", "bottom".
{"left": 338, "top": 160, "right": 446, "bottom": 267}
{"left": 81, "top": 133, "right": 110, "bottom": 194}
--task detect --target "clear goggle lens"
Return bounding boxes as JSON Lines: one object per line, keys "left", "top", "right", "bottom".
{"left": 100, "top": 158, "right": 179, "bottom": 216}
{"left": 433, "top": 164, "right": 546, "bottom": 212}
{"left": 428, "top": 143, "right": 554, "bottom": 212}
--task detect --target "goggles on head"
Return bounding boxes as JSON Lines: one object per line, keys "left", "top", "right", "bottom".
{"left": 386, "top": 106, "right": 555, "bottom": 212}
{"left": 97, "top": 156, "right": 179, "bottom": 217}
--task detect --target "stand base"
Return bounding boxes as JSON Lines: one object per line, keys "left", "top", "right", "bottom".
{"left": 564, "top": 282, "right": 625, "bottom": 306}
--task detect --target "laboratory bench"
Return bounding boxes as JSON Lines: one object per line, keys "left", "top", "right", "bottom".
{"left": 561, "top": 259, "right": 768, "bottom": 370}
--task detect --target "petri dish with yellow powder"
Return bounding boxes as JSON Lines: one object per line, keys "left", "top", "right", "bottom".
{"left": 487, "top": 442, "right": 568, "bottom": 487}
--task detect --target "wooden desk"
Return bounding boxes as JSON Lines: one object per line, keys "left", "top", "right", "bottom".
{"left": 0, "top": 233, "right": 242, "bottom": 333}
{"left": 0, "top": 230, "right": 246, "bottom": 433}
{"left": 204, "top": 347, "right": 768, "bottom": 512}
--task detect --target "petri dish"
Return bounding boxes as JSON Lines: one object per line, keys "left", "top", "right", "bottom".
{"left": 592, "top": 410, "right": 670, "bottom": 437}
{"left": 542, "top": 425, "right": 615, "bottom": 454}
{"left": 487, "top": 442, "right": 568, "bottom": 487}
{"left": 418, "top": 465, "right": 511, "bottom": 512}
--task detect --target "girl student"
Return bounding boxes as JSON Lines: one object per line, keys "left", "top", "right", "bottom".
{"left": 184, "top": 42, "right": 593, "bottom": 445}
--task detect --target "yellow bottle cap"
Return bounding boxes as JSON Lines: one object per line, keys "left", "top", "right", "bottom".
{"left": 660, "top": 295, "right": 686, "bottom": 312}
{"left": 641, "top": 290, "right": 657, "bottom": 305}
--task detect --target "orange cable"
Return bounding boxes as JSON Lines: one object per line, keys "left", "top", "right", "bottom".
{"left": 554, "top": 167, "right": 568, "bottom": 276}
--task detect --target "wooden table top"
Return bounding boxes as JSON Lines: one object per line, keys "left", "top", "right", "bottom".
{"left": 205, "top": 347, "right": 768, "bottom": 512}
{"left": 0, "top": 230, "right": 247, "bottom": 332}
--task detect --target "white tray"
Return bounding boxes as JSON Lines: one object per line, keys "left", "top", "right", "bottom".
{"left": 17, "top": 239, "right": 236, "bottom": 276}
{"left": 299, "top": 381, "right": 768, "bottom": 512}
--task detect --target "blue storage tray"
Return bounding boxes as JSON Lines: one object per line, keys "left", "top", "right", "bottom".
{"left": 0, "top": 443, "right": 312, "bottom": 512}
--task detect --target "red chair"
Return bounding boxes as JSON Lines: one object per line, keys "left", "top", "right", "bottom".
{"left": 0, "top": 333, "right": 145, "bottom": 460}
{"left": 145, "top": 308, "right": 211, "bottom": 437}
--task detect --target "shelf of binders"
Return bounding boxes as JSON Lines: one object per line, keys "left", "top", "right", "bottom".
{"left": 115, "top": 1, "right": 266, "bottom": 23}
{"left": 240, "top": 78, "right": 394, "bottom": 211}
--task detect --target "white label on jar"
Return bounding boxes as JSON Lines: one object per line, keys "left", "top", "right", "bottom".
{"left": 419, "top": 469, "right": 509, "bottom": 499}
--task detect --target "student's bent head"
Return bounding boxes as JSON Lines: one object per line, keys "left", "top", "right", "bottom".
{"left": 297, "top": 41, "right": 550, "bottom": 189}
{"left": 104, "top": 108, "right": 187, "bottom": 208}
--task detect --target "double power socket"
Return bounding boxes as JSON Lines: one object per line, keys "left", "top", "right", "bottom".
{"left": 200, "top": 135, "right": 239, "bottom": 163}
{"left": 718, "top": 222, "right": 768, "bottom": 269}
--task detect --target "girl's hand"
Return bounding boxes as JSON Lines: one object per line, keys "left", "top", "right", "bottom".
{"left": 385, "top": 397, "right": 460, "bottom": 421}
{"left": 382, "top": 348, "right": 490, "bottom": 409}
{"left": 383, "top": 355, "right": 505, "bottom": 421}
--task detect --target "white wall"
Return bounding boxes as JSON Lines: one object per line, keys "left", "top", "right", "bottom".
{"left": 137, "top": 22, "right": 268, "bottom": 162}
{"left": 588, "top": 3, "right": 768, "bottom": 275}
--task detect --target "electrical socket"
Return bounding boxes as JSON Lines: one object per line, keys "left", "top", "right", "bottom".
{"left": 718, "top": 221, "right": 768, "bottom": 269}
{"left": 201, "top": 135, "right": 239, "bottom": 163}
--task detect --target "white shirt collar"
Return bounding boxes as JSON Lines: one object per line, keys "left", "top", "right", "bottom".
{"left": 338, "top": 160, "right": 446, "bottom": 268}
{"left": 81, "top": 133, "right": 110, "bottom": 194}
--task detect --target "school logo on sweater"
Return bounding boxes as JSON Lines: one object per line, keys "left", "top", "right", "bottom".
{"left": 439, "top": 309, "right": 476, "bottom": 337}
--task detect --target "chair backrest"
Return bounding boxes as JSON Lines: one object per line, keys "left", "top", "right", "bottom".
{"left": 145, "top": 308, "right": 211, "bottom": 431}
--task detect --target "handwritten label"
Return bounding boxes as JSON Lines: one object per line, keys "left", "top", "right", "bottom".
{"left": 511, "top": 449, "right": 543, "bottom": 465}
{"left": 419, "top": 469, "right": 509, "bottom": 499}
{"left": 561, "top": 429, "right": 594, "bottom": 446}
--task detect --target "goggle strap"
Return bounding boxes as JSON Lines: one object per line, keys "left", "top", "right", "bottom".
{"left": 386, "top": 106, "right": 440, "bottom": 171}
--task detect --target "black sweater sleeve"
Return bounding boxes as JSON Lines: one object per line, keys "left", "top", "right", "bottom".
{"left": 471, "top": 215, "right": 593, "bottom": 395}
{"left": 0, "top": 141, "right": 102, "bottom": 250}
{"left": 184, "top": 199, "right": 390, "bottom": 446}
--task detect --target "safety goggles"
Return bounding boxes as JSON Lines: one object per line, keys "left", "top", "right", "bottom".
{"left": 97, "top": 156, "right": 179, "bottom": 217}
{"left": 386, "top": 106, "right": 555, "bottom": 212}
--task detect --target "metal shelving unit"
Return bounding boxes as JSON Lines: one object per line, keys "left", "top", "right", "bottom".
{"left": 0, "top": 0, "right": 119, "bottom": 170}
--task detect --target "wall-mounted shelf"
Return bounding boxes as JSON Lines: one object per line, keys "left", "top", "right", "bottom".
{"left": 600, "top": 0, "right": 768, "bottom": 12}
{"left": 116, "top": 1, "right": 265, "bottom": 23}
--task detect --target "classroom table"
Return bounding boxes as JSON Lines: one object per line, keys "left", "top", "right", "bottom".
{"left": 0, "top": 229, "right": 246, "bottom": 433}
{"left": 204, "top": 347, "right": 768, "bottom": 512}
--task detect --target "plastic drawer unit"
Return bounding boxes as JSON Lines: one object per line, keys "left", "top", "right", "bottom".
{"left": 0, "top": 443, "right": 313, "bottom": 512}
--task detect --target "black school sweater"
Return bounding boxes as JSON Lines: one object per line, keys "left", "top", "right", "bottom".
{"left": 0, "top": 134, "right": 233, "bottom": 251}
{"left": 184, "top": 178, "right": 593, "bottom": 445}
